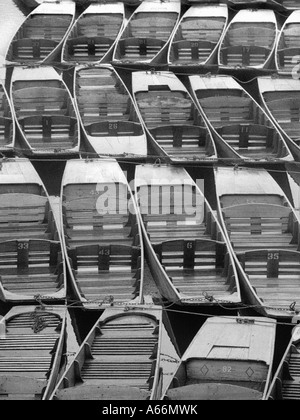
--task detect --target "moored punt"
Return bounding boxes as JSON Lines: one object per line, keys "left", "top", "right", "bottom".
{"left": 275, "top": 11, "right": 300, "bottom": 75}
{"left": 0, "top": 69, "right": 15, "bottom": 154}
{"left": 74, "top": 64, "right": 147, "bottom": 159}
{"left": 10, "top": 66, "right": 80, "bottom": 156}
{"left": 163, "top": 315, "right": 277, "bottom": 400}
{"left": 131, "top": 71, "right": 218, "bottom": 164}
{"left": 0, "top": 305, "right": 67, "bottom": 400}
{"left": 60, "top": 158, "right": 145, "bottom": 310}
{"left": 112, "top": 0, "right": 180, "bottom": 68}
{"left": 134, "top": 163, "right": 241, "bottom": 307}
{"left": 61, "top": 3, "right": 125, "bottom": 65}
{"left": 168, "top": 4, "right": 228, "bottom": 71}
{"left": 0, "top": 158, "right": 66, "bottom": 303}
{"left": 266, "top": 325, "right": 300, "bottom": 400}
{"left": 214, "top": 166, "right": 300, "bottom": 320}
{"left": 5, "top": 1, "right": 76, "bottom": 65}
{"left": 48, "top": 304, "right": 180, "bottom": 400}
{"left": 188, "top": 74, "right": 293, "bottom": 163}
{"left": 257, "top": 76, "right": 300, "bottom": 162}
{"left": 218, "top": 9, "right": 278, "bottom": 71}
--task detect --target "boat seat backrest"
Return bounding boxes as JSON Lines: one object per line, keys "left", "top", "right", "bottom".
{"left": 0, "top": 239, "right": 61, "bottom": 273}
{"left": 216, "top": 123, "right": 276, "bottom": 149}
{"left": 237, "top": 249, "right": 300, "bottom": 278}
{"left": 223, "top": 203, "right": 291, "bottom": 235}
{"left": 153, "top": 238, "right": 226, "bottom": 271}
{"left": 225, "top": 24, "right": 275, "bottom": 47}
{"left": 179, "top": 18, "right": 225, "bottom": 43}
{"left": 150, "top": 125, "right": 208, "bottom": 149}
{"left": 69, "top": 244, "right": 139, "bottom": 272}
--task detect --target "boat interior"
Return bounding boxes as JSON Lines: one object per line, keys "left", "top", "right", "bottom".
{"left": 63, "top": 12, "right": 124, "bottom": 63}
{"left": 220, "top": 22, "right": 276, "bottom": 67}
{"left": 114, "top": 11, "right": 178, "bottom": 62}
{"left": 195, "top": 88, "right": 288, "bottom": 159}
{"left": 277, "top": 20, "right": 300, "bottom": 73}
{"left": 0, "top": 87, "right": 14, "bottom": 150}
{"left": 135, "top": 86, "right": 215, "bottom": 159}
{"left": 12, "top": 79, "right": 78, "bottom": 151}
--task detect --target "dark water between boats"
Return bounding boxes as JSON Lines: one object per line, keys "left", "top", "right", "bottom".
{"left": 0, "top": 0, "right": 296, "bottom": 389}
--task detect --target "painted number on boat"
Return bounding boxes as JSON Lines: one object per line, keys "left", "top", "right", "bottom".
{"left": 18, "top": 242, "right": 29, "bottom": 250}
{"left": 108, "top": 122, "right": 118, "bottom": 133}
{"left": 267, "top": 252, "right": 279, "bottom": 260}
{"left": 222, "top": 366, "right": 232, "bottom": 373}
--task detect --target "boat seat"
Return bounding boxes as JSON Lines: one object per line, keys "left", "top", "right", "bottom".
{"left": 0, "top": 376, "right": 47, "bottom": 399}
{"left": 223, "top": 203, "right": 293, "bottom": 252}
{"left": 220, "top": 194, "right": 286, "bottom": 208}
{"left": 277, "top": 47, "right": 300, "bottom": 72}
{"left": 54, "top": 384, "right": 150, "bottom": 400}
{"left": 85, "top": 120, "right": 143, "bottom": 137}
{"left": 19, "top": 115, "right": 77, "bottom": 149}
{"left": 116, "top": 38, "right": 165, "bottom": 60}
{"left": 237, "top": 249, "right": 300, "bottom": 308}
{"left": 280, "top": 25, "right": 300, "bottom": 48}
{"left": 11, "top": 39, "right": 58, "bottom": 61}
{"left": 0, "top": 239, "right": 64, "bottom": 296}
{"left": 171, "top": 40, "right": 216, "bottom": 64}
{"left": 199, "top": 95, "right": 253, "bottom": 126}
{"left": 68, "top": 243, "right": 140, "bottom": 303}
{"left": 152, "top": 238, "right": 235, "bottom": 296}
{"left": 65, "top": 37, "right": 114, "bottom": 61}
{"left": 150, "top": 125, "right": 212, "bottom": 157}
{"left": 128, "top": 15, "right": 177, "bottom": 41}
{"left": 220, "top": 45, "right": 271, "bottom": 67}
{"left": 225, "top": 25, "right": 276, "bottom": 48}
{"left": 265, "top": 96, "right": 300, "bottom": 141}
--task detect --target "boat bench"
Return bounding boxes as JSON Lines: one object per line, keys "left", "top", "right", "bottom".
{"left": 180, "top": 18, "right": 225, "bottom": 43}
{"left": 0, "top": 193, "right": 55, "bottom": 240}
{"left": 277, "top": 47, "right": 300, "bottom": 72}
{"left": 220, "top": 45, "right": 271, "bottom": 67}
{"left": 223, "top": 203, "right": 293, "bottom": 250}
{"left": 225, "top": 26, "right": 276, "bottom": 48}
{"left": 117, "top": 38, "right": 165, "bottom": 60}
{"left": 171, "top": 40, "right": 216, "bottom": 63}
{"left": 11, "top": 39, "right": 58, "bottom": 61}
{"left": 0, "top": 239, "right": 64, "bottom": 295}
{"left": 66, "top": 37, "right": 115, "bottom": 60}
{"left": 129, "top": 16, "right": 177, "bottom": 41}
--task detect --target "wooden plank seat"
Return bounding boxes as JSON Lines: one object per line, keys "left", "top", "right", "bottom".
{"left": 136, "top": 94, "right": 194, "bottom": 129}
{"left": 215, "top": 124, "right": 283, "bottom": 157}
{"left": 222, "top": 203, "right": 294, "bottom": 252}
{"left": 128, "top": 15, "right": 177, "bottom": 41}
{"left": 225, "top": 25, "right": 276, "bottom": 48}
{"left": 220, "top": 45, "right": 271, "bottom": 67}
{"left": 85, "top": 121, "right": 143, "bottom": 137}
{"left": 264, "top": 96, "right": 300, "bottom": 142}
{"left": 171, "top": 40, "right": 217, "bottom": 64}
{"left": 149, "top": 125, "right": 213, "bottom": 158}
{"left": 68, "top": 244, "right": 141, "bottom": 303}
{"left": 11, "top": 39, "right": 58, "bottom": 61}
{"left": 277, "top": 47, "right": 300, "bottom": 72}
{"left": 0, "top": 117, "right": 13, "bottom": 147}
{"left": 75, "top": 315, "right": 158, "bottom": 390}
{"left": 237, "top": 249, "right": 300, "bottom": 309}
{"left": 116, "top": 38, "right": 165, "bottom": 60}
{"left": 152, "top": 239, "right": 236, "bottom": 296}
{"left": 66, "top": 37, "right": 114, "bottom": 61}
{"left": 19, "top": 115, "right": 77, "bottom": 149}
{"left": 13, "top": 87, "right": 73, "bottom": 119}
{"left": 199, "top": 95, "right": 254, "bottom": 127}
{"left": 0, "top": 239, "right": 64, "bottom": 296}
{"left": 0, "top": 193, "right": 54, "bottom": 241}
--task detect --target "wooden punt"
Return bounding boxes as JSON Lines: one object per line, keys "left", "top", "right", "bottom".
{"left": 131, "top": 71, "right": 217, "bottom": 164}
{"left": 134, "top": 163, "right": 241, "bottom": 307}
{"left": 188, "top": 74, "right": 293, "bottom": 163}
{"left": 112, "top": 0, "right": 180, "bottom": 68}
{"left": 218, "top": 9, "right": 278, "bottom": 71}
{"left": 5, "top": 1, "right": 76, "bottom": 65}
{"left": 257, "top": 76, "right": 300, "bottom": 162}
{"left": 60, "top": 158, "right": 145, "bottom": 310}
{"left": 10, "top": 66, "right": 80, "bottom": 156}
{"left": 163, "top": 315, "right": 277, "bottom": 400}
{"left": 266, "top": 325, "right": 300, "bottom": 400}
{"left": 168, "top": 4, "right": 228, "bottom": 71}
{"left": 61, "top": 3, "right": 125, "bottom": 65}
{"left": 0, "top": 70, "right": 15, "bottom": 154}
{"left": 214, "top": 166, "right": 300, "bottom": 319}
{"left": 0, "top": 158, "right": 67, "bottom": 303}
{"left": 48, "top": 304, "right": 180, "bottom": 400}
{"left": 74, "top": 64, "right": 147, "bottom": 159}
{"left": 275, "top": 11, "right": 300, "bottom": 75}
{"left": 0, "top": 305, "right": 67, "bottom": 400}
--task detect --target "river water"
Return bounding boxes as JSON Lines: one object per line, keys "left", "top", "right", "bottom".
{"left": 0, "top": 0, "right": 296, "bottom": 396}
